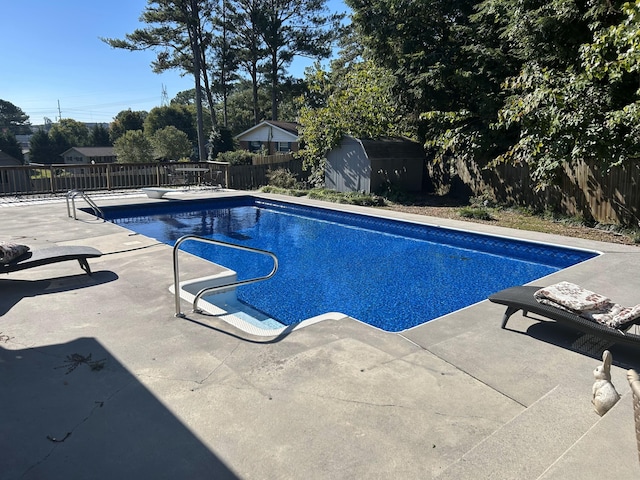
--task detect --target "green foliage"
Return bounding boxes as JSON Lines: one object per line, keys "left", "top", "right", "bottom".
{"left": 0, "top": 99, "right": 31, "bottom": 135}
{"left": 207, "top": 126, "right": 235, "bottom": 159}
{"left": 459, "top": 206, "right": 494, "bottom": 221}
{"left": 307, "top": 189, "right": 386, "bottom": 206}
{"left": 216, "top": 150, "right": 254, "bottom": 165}
{"left": 29, "top": 130, "right": 57, "bottom": 164}
{"left": 490, "top": 1, "right": 639, "bottom": 187}
{"left": 345, "top": 0, "right": 639, "bottom": 193}
{"left": 298, "top": 60, "right": 411, "bottom": 184}
{"left": 0, "top": 131, "right": 24, "bottom": 162}
{"left": 151, "top": 126, "right": 192, "bottom": 161}
{"left": 266, "top": 168, "right": 299, "bottom": 189}
{"left": 252, "top": 0, "right": 344, "bottom": 120}
{"left": 113, "top": 130, "right": 155, "bottom": 163}
{"left": 109, "top": 109, "right": 147, "bottom": 143}
{"left": 260, "top": 185, "right": 308, "bottom": 196}
{"left": 144, "top": 105, "right": 198, "bottom": 146}
{"left": 89, "top": 124, "right": 112, "bottom": 147}
{"left": 49, "top": 119, "right": 89, "bottom": 148}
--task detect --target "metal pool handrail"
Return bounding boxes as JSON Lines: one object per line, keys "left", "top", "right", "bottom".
{"left": 66, "top": 189, "right": 104, "bottom": 221}
{"left": 173, "top": 234, "right": 279, "bottom": 318}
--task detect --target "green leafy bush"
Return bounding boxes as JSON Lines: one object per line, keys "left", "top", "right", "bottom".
{"left": 459, "top": 206, "right": 494, "bottom": 221}
{"left": 307, "top": 189, "right": 385, "bottom": 206}
{"left": 266, "top": 168, "right": 299, "bottom": 189}
{"left": 216, "top": 150, "right": 255, "bottom": 165}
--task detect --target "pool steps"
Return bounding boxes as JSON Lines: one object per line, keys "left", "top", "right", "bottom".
{"left": 172, "top": 271, "right": 342, "bottom": 336}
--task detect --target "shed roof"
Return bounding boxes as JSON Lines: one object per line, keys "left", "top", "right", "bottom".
{"left": 350, "top": 136, "right": 425, "bottom": 160}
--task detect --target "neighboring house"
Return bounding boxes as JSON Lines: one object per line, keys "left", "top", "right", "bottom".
{"left": 0, "top": 151, "right": 30, "bottom": 192}
{"left": 0, "top": 150, "right": 22, "bottom": 166}
{"left": 235, "top": 121, "right": 299, "bottom": 154}
{"left": 325, "top": 136, "right": 425, "bottom": 194}
{"left": 60, "top": 147, "right": 116, "bottom": 164}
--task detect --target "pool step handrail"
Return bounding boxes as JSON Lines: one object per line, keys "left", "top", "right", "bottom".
{"left": 66, "top": 189, "right": 104, "bottom": 221}
{"left": 173, "top": 234, "right": 279, "bottom": 318}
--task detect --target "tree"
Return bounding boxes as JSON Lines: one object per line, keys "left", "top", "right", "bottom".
{"left": 256, "top": 0, "right": 344, "bottom": 120}
{"left": 29, "top": 129, "right": 57, "bottom": 164}
{"left": 144, "top": 104, "right": 199, "bottom": 149}
{"left": 0, "top": 131, "right": 24, "bottom": 163}
{"left": 485, "top": 0, "right": 636, "bottom": 187}
{"left": 151, "top": 126, "right": 193, "bottom": 160}
{"left": 0, "top": 99, "right": 31, "bottom": 135}
{"left": 225, "top": 78, "right": 271, "bottom": 133}
{"left": 110, "top": 109, "right": 148, "bottom": 143}
{"left": 102, "top": 0, "right": 214, "bottom": 161}
{"left": 211, "top": 0, "right": 239, "bottom": 126}
{"left": 298, "top": 60, "right": 410, "bottom": 184}
{"left": 89, "top": 124, "right": 112, "bottom": 147}
{"left": 228, "top": 0, "right": 268, "bottom": 125}
{"left": 346, "top": 0, "right": 490, "bottom": 162}
{"left": 113, "top": 130, "right": 155, "bottom": 163}
{"left": 49, "top": 119, "right": 90, "bottom": 147}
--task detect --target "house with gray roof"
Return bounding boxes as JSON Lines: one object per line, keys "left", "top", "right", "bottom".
{"left": 60, "top": 147, "right": 116, "bottom": 164}
{"left": 0, "top": 150, "right": 22, "bottom": 166}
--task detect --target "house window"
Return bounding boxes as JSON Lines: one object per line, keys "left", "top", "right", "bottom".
{"left": 277, "top": 142, "right": 291, "bottom": 152}
{"left": 249, "top": 141, "right": 262, "bottom": 152}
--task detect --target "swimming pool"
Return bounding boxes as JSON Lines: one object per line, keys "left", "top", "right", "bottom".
{"left": 100, "top": 196, "right": 599, "bottom": 332}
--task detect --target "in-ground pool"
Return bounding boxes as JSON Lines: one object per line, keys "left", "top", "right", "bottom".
{"left": 99, "top": 196, "right": 599, "bottom": 332}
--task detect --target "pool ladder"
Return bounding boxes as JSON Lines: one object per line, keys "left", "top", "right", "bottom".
{"left": 173, "top": 234, "right": 279, "bottom": 318}
{"left": 66, "top": 189, "right": 104, "bottom": 221}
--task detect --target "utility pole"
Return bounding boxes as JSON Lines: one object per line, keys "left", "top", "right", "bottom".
{"left": 57, "top": 100, "right": 62, "bottom": 121}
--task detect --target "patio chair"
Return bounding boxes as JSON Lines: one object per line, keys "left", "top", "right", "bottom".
{"left": 629, "top": 369, "right": 640, "bottom": 464}
{"left": 0, "top": 245, "right": 102, "bottom": 276}
{"left": 488, "top": 285, "right": 640, "bottom": 348}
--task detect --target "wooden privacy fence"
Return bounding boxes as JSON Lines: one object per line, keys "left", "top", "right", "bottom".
{"left": 429, "top": 157, "right": 640, "bottom": 225}
{"left": 0, "top": 158, "right": 308, "bottom": 196}
{"left": 227, "top": 157, "right": 308, "bottom": 189}
{"left": 251, "top": 152, "right": 295, "bottom": 165}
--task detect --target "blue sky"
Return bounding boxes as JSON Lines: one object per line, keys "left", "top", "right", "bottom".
{"left": 1, "top": 0, "right": 349, "bottom": 126}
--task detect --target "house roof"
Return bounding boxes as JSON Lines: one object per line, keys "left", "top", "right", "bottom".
{"left": 235, "top": 121, "right": 299, "bottom": 140}
{"left": 61, "top": 147, "right": 115, "bottom": 157}
{"left": 0, "top": 151, "right": 22, "bottom": 165}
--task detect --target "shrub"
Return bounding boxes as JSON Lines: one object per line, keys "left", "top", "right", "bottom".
{"left": 216, "top": 150, "right": 255, "bottom": 165}
{"left": 459, "top": 206, "right": 494, "bottom": 221}
{"left": 266, "top": 168, "right": 298, "bottom": 189}
{"left": 307, "top": 189, "right": 386, "bottom": 206}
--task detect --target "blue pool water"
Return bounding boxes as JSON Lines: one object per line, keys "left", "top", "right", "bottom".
{"left": 99, "top": 197, "right": 598, "bottom": 332}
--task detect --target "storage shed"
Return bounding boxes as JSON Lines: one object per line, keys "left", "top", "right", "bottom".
{"left": 325, "top": 136, "right": 425, "bottom": 194}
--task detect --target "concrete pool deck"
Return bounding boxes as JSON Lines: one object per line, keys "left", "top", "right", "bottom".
{"left": 1, "top": 189, "right": 639, "bottom": 479}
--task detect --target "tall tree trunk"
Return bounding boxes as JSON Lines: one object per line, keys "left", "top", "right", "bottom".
{"left": 270, "top": 49, "right": 278, "bottom": 120}
{"left": 188, "top": 0, "right": 207, "bottom": 161}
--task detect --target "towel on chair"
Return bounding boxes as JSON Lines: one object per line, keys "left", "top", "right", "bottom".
{"left": 534, "top": 281, "right": 611, "bottom": 312}
{"left": 0, "top": 242, "right": 30, "bottom": 264}
{"left": 535, "top": 281, "right": 640, "bottom": 330}
{"left": 582, "top": 303, "right": 640, "bottom": 330}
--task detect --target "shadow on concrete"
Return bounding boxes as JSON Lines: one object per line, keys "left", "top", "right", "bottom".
{"left": 0, "top": 271, "right": 118, "bottom": 316}
{"left": 0, "top": 337, "right": 238, "bottom": 480}
{"left": 514, "top": 318, "right": 640, "bottom": 369}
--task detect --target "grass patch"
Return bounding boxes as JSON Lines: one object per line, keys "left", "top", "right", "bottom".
{"left": 458, "top": 206, "right": 494, "bottom": 221}
{"left": 260, "top": 185, "right": 308, "bottom": 196}
{"left": 307, "top": 189, "right": 386, "bottom": 206}
{"left": 259, "top": 186, "right": 385, "bottom": 206}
